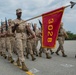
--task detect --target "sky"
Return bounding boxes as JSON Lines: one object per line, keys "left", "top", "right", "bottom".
{"left": 0, "top": 0, "right": 76, "bottom": 34}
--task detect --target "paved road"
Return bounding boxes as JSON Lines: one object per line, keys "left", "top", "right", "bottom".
{"left": 0, "top": 41, "right": 76, "bottom": 75}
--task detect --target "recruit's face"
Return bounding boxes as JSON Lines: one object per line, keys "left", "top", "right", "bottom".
{"left": 60, "top": 22, "right": 63, "bottom": 28}
{"left": 34, "top": 24, "right": 37, "bottom": 29}
{"left": 16, "top": 12, "right": 22, "bottom": 18}
{"left": 8, "top": 21, "right": 11, "bottom": 26}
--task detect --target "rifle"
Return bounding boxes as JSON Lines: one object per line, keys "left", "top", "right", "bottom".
{"left": 12, "top": 23, "right": 19, "bottom": 33}
{"left": 32, "top": 23, "right": 34, "bottom": 29}
{"left": 1, "top": 20, "right": 3, "bottom": 33}
{"left": 32, "top": 23, "right": 35, "bottom": 32}
{"left": 5, "top": 17, "right": 8, "bottom": 31}
{"left": 38, "top": 19, "right": 42, "bottom": 28}
{"left": 26, "top": 26, "right": 30, "bottom": 36}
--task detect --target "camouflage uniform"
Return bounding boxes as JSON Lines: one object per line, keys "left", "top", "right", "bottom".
{"left": 38, "top": 28, "right": 51, "bottom": 59}
{"left": 5, "top": 19, "right": 14, "bottom": 63}
{"left": 8, "top": 19, "right": 15, "bottom": 53}
{"left": 39, "top": 37, "right": 51, "bottom": 59}
{"left": 26, "top": 23, "right": 36, "bottom": 61}
{"left": 13, "top": 19, "right": 27, "bottom": 63}
{"left": 56, "top": 22, "right": 68, "bottom": 57}
{"left": 0, "top": 26, "right": 2, "bottom": 55}
{"left": 0, "top": 22, "right": 7, "bottom": 59}
{"left": 13, "top": 8, "right": 28, "bottom": 71}
{"left": 32, "top": 23, "right": 40, "bottom": 56}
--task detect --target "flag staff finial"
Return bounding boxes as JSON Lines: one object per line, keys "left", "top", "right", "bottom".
{"left": 65, "top": 1, "right": 76, "bottom": 8}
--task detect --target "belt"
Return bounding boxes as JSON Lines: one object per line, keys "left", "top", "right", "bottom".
{"left": 16, "top": 32, "right": 25, "bottom": 33}
{"left": 58, "top": 35, "right": 64, "bottom": 37}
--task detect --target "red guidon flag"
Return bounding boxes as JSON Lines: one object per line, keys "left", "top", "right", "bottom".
{"left": 42, "top": 7, "right": 65, "bottom": 48}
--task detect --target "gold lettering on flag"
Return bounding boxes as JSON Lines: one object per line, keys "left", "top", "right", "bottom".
{"left": 47, "top": 18, "right": 54, "bottom": 42}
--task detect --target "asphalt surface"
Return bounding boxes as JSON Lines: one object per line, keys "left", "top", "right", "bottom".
{"left": 0, "top": 40, "right": 76, "bottom": 75}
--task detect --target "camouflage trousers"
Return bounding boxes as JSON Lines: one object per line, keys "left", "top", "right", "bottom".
{"left": 6, "top": 37, "right": 12, "bottom": 57}
{"left": 15, "top": 38, "right": 25, "bottom": 62}
{"left": 0, "top": 38, "right": 6, "bottom": 55}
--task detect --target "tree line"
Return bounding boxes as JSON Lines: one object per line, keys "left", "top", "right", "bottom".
{"left": 65, "top": 31, "right": 76, "bottom": 40}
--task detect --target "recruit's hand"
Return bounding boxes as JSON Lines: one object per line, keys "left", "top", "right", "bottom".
{"left": 15, "top": 23, "right": 19, "bottom": 26}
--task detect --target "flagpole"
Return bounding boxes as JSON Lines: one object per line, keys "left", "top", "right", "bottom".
{"left": 19, "top": 1, "right": 76, "bottom": 24}
{"left": 25, "top": 15, "right": 42, "bottom": 22}
{"left": 65, "top": 5, "right": 71, "bottom": 8}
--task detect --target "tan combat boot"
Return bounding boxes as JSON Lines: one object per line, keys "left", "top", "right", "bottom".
{"left": 62, "top": 51, "right": 67, "bottom": 57}
{"left": 55, "top": 51, "right": 59, "bottom": 55}
{"left": 39, "top": 52, "right": 42, "bottom": 57}
{"left": 0, "top": 52, "right": 1, "bottom": 55}
{"left": 16, "top": 58, "right": 21, "bottom": 66}
{"left": 55, "top": 46, "right": 61, "bottom": 55}
{"left": 36, "top": 51, "right": 38, "bottom": 56}
{"left": 8, "top": 56, "right": 11, "bottom": 61}
{"left": 55, "top": 49, "right": 60, "bottom": 55}
{"left": 46, "top": 53, "right": 51, "bottom": 59}
{"left": 8, "top": 56, "right": 14, "bottom": 63}
{"left": 39, "top": 47, "right": 42, "bottom": 57}
{"left": 1, "top": 53, "right": 3, "bottom": 56}
{"left": 22, "top": 62, "right": 29, "bottom": 71}
{"left": 3, "top": 54, "right": 7, "bottom": 59}
{"left": 62, "top": 54, "right": 67, "bottom": 57}
{"left": 0, "top": 52, "right": 2, "bottom": 56}
{"left": 25, "top": 53, "right": 29, "bottom": 59}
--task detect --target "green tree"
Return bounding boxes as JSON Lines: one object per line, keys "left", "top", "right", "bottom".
{"left": 66, "top": 31, "right": 76, "bottom": 40}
